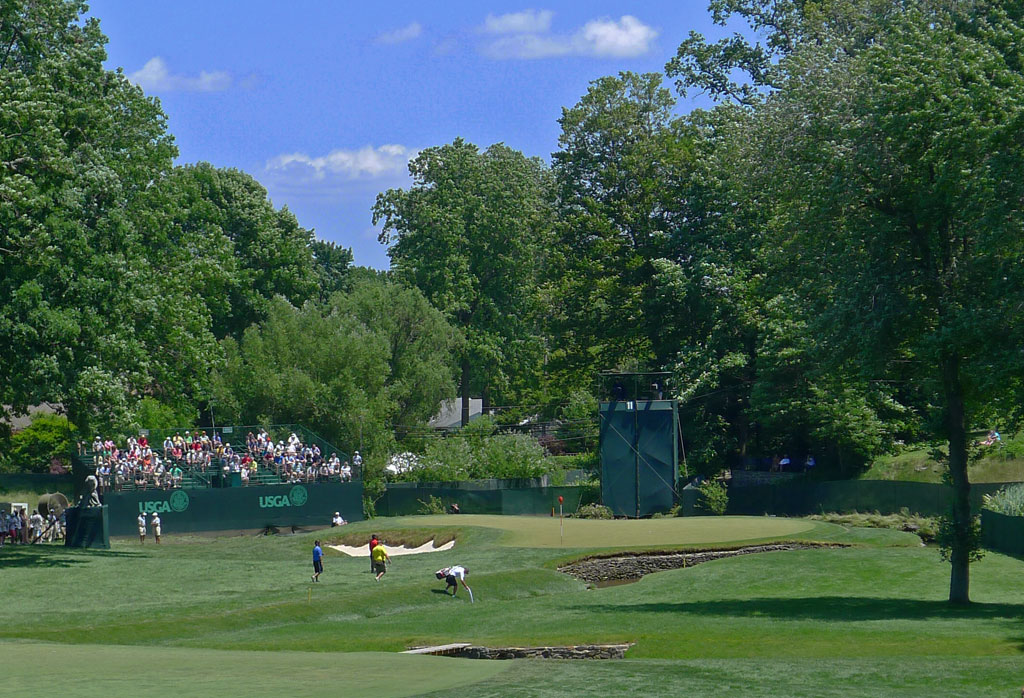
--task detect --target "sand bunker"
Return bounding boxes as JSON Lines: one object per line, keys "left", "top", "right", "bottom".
{"left": 328, "top": 539, "right": 455, "bottom": 557}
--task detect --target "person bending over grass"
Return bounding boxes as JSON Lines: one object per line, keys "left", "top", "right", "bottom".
{"left": 435, "top": 565, "right": 472, "bottom": 600}
{"left": 372, "top": 541, "right": 390, "bottom": 581}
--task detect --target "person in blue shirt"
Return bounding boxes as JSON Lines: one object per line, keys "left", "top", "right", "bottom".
{"left": 311, "top": 540, "right": 324, "bottom": 582}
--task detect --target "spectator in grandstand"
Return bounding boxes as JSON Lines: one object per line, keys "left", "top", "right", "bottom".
{"left": 241, "top": 465, "right": 250, "bottom": 486}
{"left": 163, "top": 436, "right": 173, "bottom": 459}
{"left": 340, "top": 460, "right": 352, "bottom": 482}
{"left": 352, "top": 451, "right": 363, "bottom": 473}
{"left": 169, "top": 463, "right": 183, "bottom": 488}
{"left": 332, "top": 512, "right": 346, "bottom": 526}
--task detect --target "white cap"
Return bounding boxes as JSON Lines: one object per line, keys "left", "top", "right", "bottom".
{"left": 334, "top": 512, "right": 340, "bottom": 516}
{"left": 151, "top": 511, "right": 158, "bottom": 516}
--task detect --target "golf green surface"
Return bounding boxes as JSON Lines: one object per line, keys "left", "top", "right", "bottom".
{"left": 2, "top": 642, "right": 507, "bottom": 697}
{"left": 369, "top": 514, "right": 816, "bottom": 548}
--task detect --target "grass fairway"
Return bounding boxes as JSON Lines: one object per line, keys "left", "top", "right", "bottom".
{"left": 2, "top": 514, "right": 1023, "bottom": 696}
{"left": 1, "top": 642, "right": 507, "bottom": 698}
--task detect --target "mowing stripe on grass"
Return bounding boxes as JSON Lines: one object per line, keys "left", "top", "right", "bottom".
{"left": 0, "top": 641, "right": 509, "bottom": 698}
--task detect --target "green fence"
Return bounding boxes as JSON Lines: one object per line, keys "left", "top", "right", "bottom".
{"left": 0, "top": 473, "right": 75, "bottom": 497}
{"left": 103, "top": 481, "right": 363, "bottom": 536}
{"left": 378, "top": 483, "right": 598, "bottom": 517}
{"left": 981, "top": 510, "right": 1024, "bottom": 557}
{"left": 727, "top": 479, "right": 1015, "bottom": 517}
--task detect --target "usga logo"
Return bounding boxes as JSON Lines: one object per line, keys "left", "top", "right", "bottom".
{"left": 139, "top": 490, "right": 190, "bottom": 514}
{"left": 259, "top": 485, "right": 309, "bottom": 509}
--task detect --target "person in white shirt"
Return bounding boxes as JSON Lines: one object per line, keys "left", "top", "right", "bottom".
{"left": 137, "top": 512, "right": 147, "bottom": 544}
{"left": 151, "top": 512, "right": 161, "bottom": 544}
{"left": 29, "top": 510, "right": 43, "bottom": 543}
{"left": 331, "top": 511, "right": 346, "bottom": 526}
{"left": 435, "top": 565, "right": 473, "bottom": 600}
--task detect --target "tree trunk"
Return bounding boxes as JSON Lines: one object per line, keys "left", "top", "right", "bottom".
{"left": 482, "top": 385, "right": 491, "bottom": 417}
{"left": 461, "top": 357, "right": 471, "bottom": 427}
{"left": 942, "top": 353, "right": 971, "bottom": 605}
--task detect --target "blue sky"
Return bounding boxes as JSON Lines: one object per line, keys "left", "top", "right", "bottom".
{"left": 88, "top": 2, "right": 730, "bottom": 269}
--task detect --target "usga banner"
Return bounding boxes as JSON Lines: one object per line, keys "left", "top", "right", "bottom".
{"left": 103, "top": 481, "right": 362, "bottom": 535}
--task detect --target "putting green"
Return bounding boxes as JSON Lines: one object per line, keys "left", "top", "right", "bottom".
{"left": 401, "top": 514, "right": 816, "bottom": 548}
{"left": 2, "top": 641, "right": 508, "bottom": 698}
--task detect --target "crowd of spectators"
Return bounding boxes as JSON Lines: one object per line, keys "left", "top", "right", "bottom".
{"left": 86, "top": 428, "right": 356, "bottom": 492}
{"left": 90, "top": 432, "right": 186, "bottom": 492}
{"left": 242, "top": 429, "right": 355, "bottom": 485}
{"left": 0, "top": 507, "right": 62, "bottom": 545}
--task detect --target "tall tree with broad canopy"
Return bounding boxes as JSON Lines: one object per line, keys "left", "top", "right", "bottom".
{"left": 0, "top": 0, "right": 218, "bottom": 435}
{"left": 131, "top": 163, "right": 320, "bottom": 339}
{"left": 549, "top": 72, "right": 693, "bottom": 384}
{"left": 677, "top": 0, "right": 1024, "bottom": 602}
{"left": 374, "top": 139, "right": 552, "bottom": 425}
{"left": 210, "top": 277, "right": 459, "bottom": 456}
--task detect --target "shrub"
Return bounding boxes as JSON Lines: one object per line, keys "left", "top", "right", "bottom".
{"left": 2, "top": 413, "right": 76, "bottom": 474}
{"left": 574, "top": 503, "right": 613, "bottom": 519}
{"left": 697, "top": 480, "right": 729, "bottom": 515}
{"left": 391, "top": 429, "right": 550, "bottom": 483}
{"left": 983, "top": 483, "right": 1024, "bottom": 517}
{"left": 417, "top": 495, "right": 448, "bottom": 515}
{"left": 808, "top": 510, "right": 938, "bottom": 543}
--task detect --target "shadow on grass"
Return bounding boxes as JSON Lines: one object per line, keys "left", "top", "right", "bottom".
{"left": 0, "top": 545, "right": 142, "bottom": 567}
{"left": 430, "top": 588, "right": 452, "bottom": 596}
{"left": 577, "top": 596, "right": 1024, "bottom": 622}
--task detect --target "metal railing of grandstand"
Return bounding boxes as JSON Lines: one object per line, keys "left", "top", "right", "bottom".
{"left": 75, "top": 424, "right": 355, "bottom": 492}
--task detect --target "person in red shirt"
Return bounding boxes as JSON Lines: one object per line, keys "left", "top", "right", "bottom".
{"left": 368, "top": 535, "right": 378, "bottom": 573}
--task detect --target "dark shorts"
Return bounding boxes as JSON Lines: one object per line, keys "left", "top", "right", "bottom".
{"left": 313, "top": 559, "right": 323, "bottom": 574}
{"left": 372, "top": 560, "right": 386, "bottom": 574}
{"left": 446, "top": 574, "right": 458, "bottom": 587}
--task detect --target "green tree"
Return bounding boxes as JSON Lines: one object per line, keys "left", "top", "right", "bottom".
{"left": 374, "top": 139, "right": 552, "bottom": 425}
{"left": 211, "top": 278, "right": 459, "bottom": 456}
{"left": 549, "top": 72, "right": 693, "bottom": 383}
{"left": 329, "top": 275, "right": 461, "bottom": 436}
{"left": 132, "top": 163, "right": 319, "bottom": 339}
{"left": 0, "top": 0, "right": 218, "bottom": 436}
{"left": 2, "top": 412, "right": 75, "bottom": 474}
{"left": 700, "top": 0, "right": 1024, "bottom": 602}
{"left": 311, "top": 239, "right": 354, "bottom": 301}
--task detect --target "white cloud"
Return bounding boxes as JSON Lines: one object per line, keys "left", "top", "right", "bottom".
{"left": 265, "top": 144, "right": 415, "bottom": 182}
{"left": 376, "top": 22, "right": 423, "bottom": 44}
{"left": 579, "top": 16, "right": 658, "bottom": 57}
{"left": 483, "top": 10, "right": 553, "bottom": 34}
{"left": 478, "top": 13, "right": 657, "bottom": 60}
{"left": 128, "top": 57, "right": 232, "bottom": 92}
